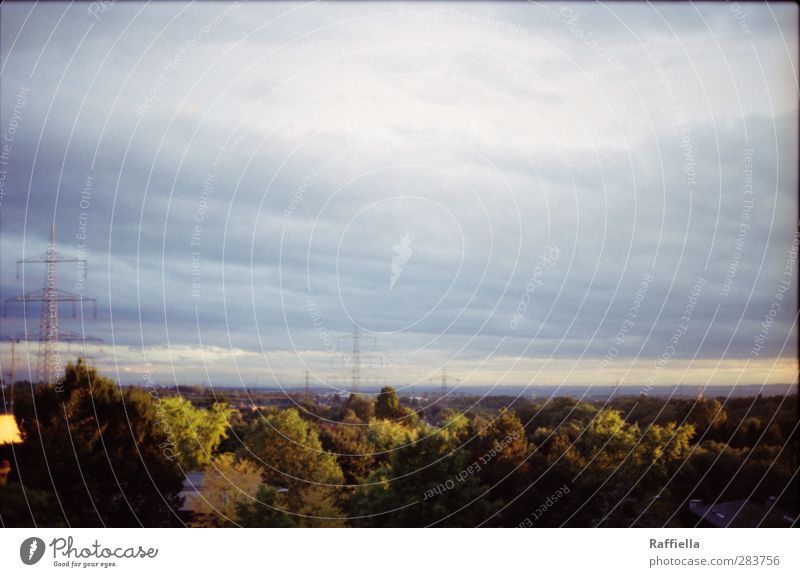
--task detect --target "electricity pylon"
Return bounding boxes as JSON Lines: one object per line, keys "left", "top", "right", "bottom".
{"left": 335, "top": 323, "right": 376, "bottom": 393}
{"left": 430, "top": 364, "right": 460, "bottom": 396}
{"left": 3, "top": 225, "right": 99, "bottom": 384}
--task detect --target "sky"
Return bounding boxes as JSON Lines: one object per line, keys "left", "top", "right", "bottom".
{"left": 0, "top": 1, "right": 797, "bottom": 392}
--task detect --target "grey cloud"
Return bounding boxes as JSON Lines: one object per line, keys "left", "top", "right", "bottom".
{"left": 1, "top": 2, "right": 796, "bottom": 386}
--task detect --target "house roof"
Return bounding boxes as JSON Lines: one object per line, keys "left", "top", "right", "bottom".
{"left": 688, "top": 499, "right": 796, "bottom": 528}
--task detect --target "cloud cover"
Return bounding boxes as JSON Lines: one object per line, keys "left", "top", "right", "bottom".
{"left": 0, "top": 1, "right": 797, "bottom": 389}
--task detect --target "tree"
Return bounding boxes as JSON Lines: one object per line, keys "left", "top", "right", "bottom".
{"left": 522, "top": 410, "right": 696, "bottom": 527}
{"left": 187, "top": 454, "right": 262, "bottom": 527}
{"left": 640, "top": 421, "right": 695, "bottom": 476}
{"left": 351, "top": 429, "right": 499, "bottom": 527}
{"left": 236, "top": 482, "right": 346, "bottom": 528}
{"left": 319, "top": 424, "right": 375, "bottom": 484}
{"left": 343, "top": 394, "right": 374, "bottom": 422}
{"left": 291, "top": 485, "right": 347, "bottom": 527}
{"left": 672, "top": 441, "right": 747, "bottom": 503}
{"left": 436, "top": 410, "right": 470, "bottom": 444}
{"left": 158, "top": 397, "right": 234, "bottom": 470}
{"left": 242, "top": 408, "right": 343, "bottom": 512}
{"left": 0, "top": 482, "right": 65, "bottom": 527}
{"left": 469, "top": 409, "right": 531, "bottom": 489}
{"left": 364, "top": 417, "right": 417, "bottom": 467}
{"left": 235, "top": 484, "right": 294, "bottom": 528}
{"left": 680, "top": 396, "right": 727, "bottom": 442}
{"left": 375, "top": 386, "right": 402, "bottom": 420}
{"left": 12, "top": 359, "right": 185, "bottom": 527}
{"left": 527, "top": 397, "right": 598, "bottom": 430}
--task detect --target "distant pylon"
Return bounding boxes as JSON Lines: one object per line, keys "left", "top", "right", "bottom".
{"left": 335, "top": 323, "right": 375, "bottom": 393}
{"left": 304, "top": 369, "right": 310, "bottom": 400}
{"left": 351, "top": 325, "right": 361, "bottom": 392}
{"left": 3, "top": 225, "right": 99, "bottom": 385}
{"left": 431, "top": 364, "right": 460, "bottom": 396}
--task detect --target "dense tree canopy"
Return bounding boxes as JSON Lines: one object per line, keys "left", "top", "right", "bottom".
{"left": 2, "top": 360, "right": 797, "bottom": 528}
{"left": 9, "top": 359, "right": 185, "bottom": 526}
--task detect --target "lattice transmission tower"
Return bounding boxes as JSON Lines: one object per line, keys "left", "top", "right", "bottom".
{"left": 334, "top": 323, "right": 376, "bottom": 393}
{"left": 3, "top": 225, "right": 100, "bottom": 384}
{"left": 430, "top": 364, "right": 460, "bottom": 396}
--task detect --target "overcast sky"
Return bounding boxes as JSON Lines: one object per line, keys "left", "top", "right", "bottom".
{"left": 1, "top": 1, "right": 797, "bottom": 391}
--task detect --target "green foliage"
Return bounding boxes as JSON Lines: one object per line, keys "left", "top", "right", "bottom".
{"left": 364, "top": 417, "right": 417, "bottom": 466}
{"left": 525, "top": 397, "right": 599, "bottom": 431}
{"left": 319, "top": 424, "right": 374, "bottom": 484}
{"left": 469, "top": 409, "right": 531, "bottom": 488}
{"left": 11, "top": 359, "right": 184, "bottom": 526}
{"left": 242, "top": 408, "right": 343, "bottom": 511}
{"left": 235, "top": 483, "right": 346, "bottom": 527}
{"left": 235, "top": 484, "right": 294, "bottom": 528}
{"left": 512, "top": 409, "right": 699, "bottom": 527}
{"left": 375, "top": 386, "right": 402, "bottom": 420}
{"left": 291, "top": 485, "right": 347, "bottom": 527}
{"left": 435, "top": 410, "right": 470, "bottom": 444}
{"left": 157, "top": 397, "right": 234, "bottom": 470}
{"left": 351, "top": 429, "right": 499, "bottom": 527}
{"left": 0, "top": 482, "right": 66, "bottom": 527}
{"left": 5, "top": 360, "right": 797, "bottom": 528}
{"left": 578, "top": 410, "right": 640, "bottom": 471}
{"left": 344, "top": 394, "right": 374, "bottom": 422}
{"left": 188, "top": 454, "right": 263, "bottom": 527}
